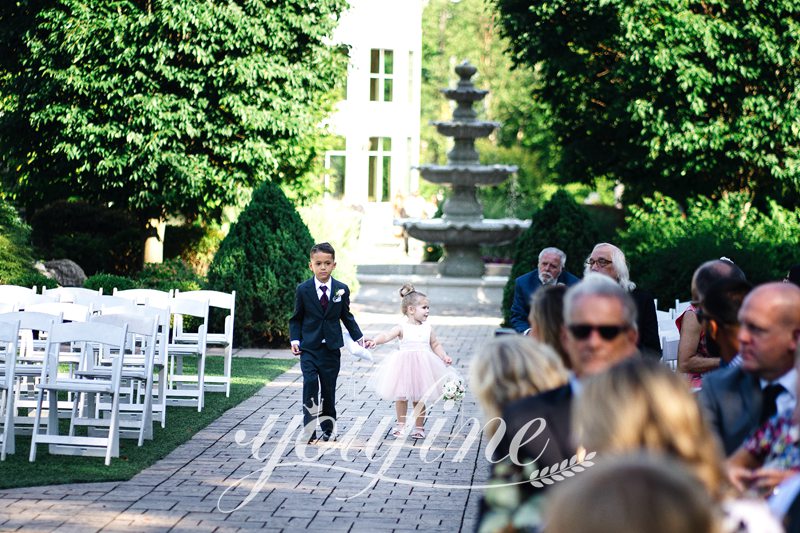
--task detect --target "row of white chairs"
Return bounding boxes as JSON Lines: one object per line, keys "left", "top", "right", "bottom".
{"left": 657, "top": 300, "right": 692, "bottom": 370}
{"left": 0, "top": 284, "right": 236, "bottom": 465}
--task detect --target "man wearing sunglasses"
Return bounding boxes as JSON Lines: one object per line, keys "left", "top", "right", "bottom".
{"left": 499, "top": 273, "right": 640, "bottom": 477}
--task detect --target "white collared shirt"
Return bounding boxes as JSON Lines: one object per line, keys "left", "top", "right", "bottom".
{"left": 760, "top": 367, "right": 798, "bottom": 415}
{"left": 315, "top": 278, "right": 332, "bottom": 300}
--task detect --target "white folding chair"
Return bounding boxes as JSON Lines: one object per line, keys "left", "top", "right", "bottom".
{"left": 165, "top": 297, "right": 209, "bottom": 412}
{"left": 29, "top": 321, "right": 128, "bottom": 465}
{"left": 0, "top": 319, "right": 21, "bottom": 460}
{"left": 99, "top": 304, "right": 170, "bottom": 429}
{"left": 0, "top": 311, "right": 62, "bottom": 430}
{"left": 173, "top": 289, "right": 235, "bottom": 397}
{"left": 75, "top": 312, "right": 159, "bottom": 446}
{"left": 661, "top": 334, "right": 680, "bottom": 371}
{"left": 25, "top": 302, "right": 90, "bottom": 323}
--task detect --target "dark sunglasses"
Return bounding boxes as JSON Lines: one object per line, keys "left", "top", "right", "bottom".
{"left": 568, "top": 324, "right": 629, "bottom": 340}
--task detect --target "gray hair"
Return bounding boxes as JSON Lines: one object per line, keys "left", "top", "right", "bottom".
{"left": 584, "top": 243, "right": 636, "bottom": 292}
{"left": 564, "top": 273, "right": 638, "bottom": 330}
{"left": 539, "top": 247, "right": 567, "bottom": 266}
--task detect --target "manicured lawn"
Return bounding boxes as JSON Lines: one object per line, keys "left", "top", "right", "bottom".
{"left": 0, "top": 356, "right": 296, "bottom": 489}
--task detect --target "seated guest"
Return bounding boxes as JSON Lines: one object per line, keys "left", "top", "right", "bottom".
{"left": 699, "top": 282, "right": 800, "bottom": 456}
{"left": 573, "top": 359, "right": 782, "bottom": 532}
{"left": 678, "top": 259, "right": 747, "bottom": 387}
{"left": 699, "top": 278, "right": 752, "bottom": 367}
{"left": 546, "top": 455, "right": 720, "bottom": 533}
{"left": 509, "top": 246, "right": 579, "bottom": 334}
{"left": 584, "top": 243, "right": 660, "bottom": 358}
{"left": 477, "top": 275, "right": 640, "bottom": 531}
{"left": 527, "top": 284, "right": 570, "bottom": 369}
{"left": 469, "top": 335, "right": 567, "bottom": 443}
{"left": 727, "top": 341, "right": 800, "bottom": 497}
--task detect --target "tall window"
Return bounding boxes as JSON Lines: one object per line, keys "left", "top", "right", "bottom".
{"left": 324, "top": 136, "right": 346, "bottom": 199}
{"left": 369, "top": 49, "right": 393, "bottom": 102}
{"left": 368, "top": 137, "right": 391, "bottom": 202}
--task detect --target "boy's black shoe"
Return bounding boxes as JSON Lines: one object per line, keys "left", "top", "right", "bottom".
{"left": 321, "top": 430, "right": 336, "bottom": 442}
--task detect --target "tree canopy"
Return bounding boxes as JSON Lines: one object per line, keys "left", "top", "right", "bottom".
{"left": 492, "top": 0, "right": 800, "bottom": 205}
{"left": 0, "top": 0, "right": 348, "bottom": 225}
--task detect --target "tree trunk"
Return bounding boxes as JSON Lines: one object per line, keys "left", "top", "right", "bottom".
{"left": 143, "top": 218, "right": 166, "bottom": 264}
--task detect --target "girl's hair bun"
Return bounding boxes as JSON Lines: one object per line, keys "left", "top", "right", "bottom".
{"left": 399, "top": 283, "right": 416, "bottom": 298}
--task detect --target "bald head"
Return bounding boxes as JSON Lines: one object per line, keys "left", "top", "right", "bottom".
{"left": 692, "top": 259, "right": 746, "bottom": 302}
{"left": 737, "top": 282, "right": 800, "bottom": 380}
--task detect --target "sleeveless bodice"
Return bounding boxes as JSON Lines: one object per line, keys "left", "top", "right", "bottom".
{"left": 399, "top": 322, "right": 431, "bottom": 352}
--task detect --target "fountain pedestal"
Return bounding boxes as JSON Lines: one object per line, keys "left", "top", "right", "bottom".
{"left": 402, "top": 61, "right": 529, "bottom": 277}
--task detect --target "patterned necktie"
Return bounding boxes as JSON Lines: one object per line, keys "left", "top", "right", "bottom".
{"left": 760, "top": 383, "right": 785, "bottom": 424}
{"left": 320, "top": 285, "right": 329, "bottom": 312}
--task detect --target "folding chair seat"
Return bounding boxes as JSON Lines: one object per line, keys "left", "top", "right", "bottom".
{"left": 0, "top": 320, "right": 21, "bottom": 460}
{"left": 165, "top": 297, "right": 209, "bottom": 412}
{"left": 173, "top": 289, "right": 235, "bottom": 396}
{"left": 74, "top": 312, "right": 159, "bottom": 446}
{"left": 29, "top": 322, "right": 128, "bottom": 465}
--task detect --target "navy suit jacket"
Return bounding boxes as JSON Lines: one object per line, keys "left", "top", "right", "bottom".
{"left": 509, "top": 270, "right": 580, "bottom": 332}
{"left": 288, "top": 277, "right": 362, "bottom": 352}
{"left": 698, "top": 365, "right": 762, "bottom": 456}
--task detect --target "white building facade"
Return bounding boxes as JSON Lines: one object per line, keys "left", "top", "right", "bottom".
{"left": 326, "top": 0, "right": 423, "bottom": 204}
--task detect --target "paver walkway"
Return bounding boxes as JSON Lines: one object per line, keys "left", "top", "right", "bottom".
{"left": 0, "top": 303, "right": 501, "bottom": 532}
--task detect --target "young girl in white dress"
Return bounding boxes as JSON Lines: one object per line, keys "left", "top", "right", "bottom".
{"left": 369, "top": 284, "right": 453, "bottom": 439}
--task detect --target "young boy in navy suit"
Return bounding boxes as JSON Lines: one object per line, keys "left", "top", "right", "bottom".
{"left": 289, "top": 242, "right": 367, "bottom": 443}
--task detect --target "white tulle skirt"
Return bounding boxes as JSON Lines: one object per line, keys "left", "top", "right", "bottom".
{"left": 371, "top": 348, "right": 454, "bottom": 402}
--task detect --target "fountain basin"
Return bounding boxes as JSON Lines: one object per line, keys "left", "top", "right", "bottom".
{"left": 433, "top": 121, "right": 499, "bottom": 138}
{"left": 401, "top": 218, "right": 529, "bottom": 246}
{"left": 419, "top": 164, "right": 518, "bottom": 187}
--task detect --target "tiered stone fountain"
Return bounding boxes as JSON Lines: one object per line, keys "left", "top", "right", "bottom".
{"left": 401, "top": 61, "right": 529, "bottom": 277}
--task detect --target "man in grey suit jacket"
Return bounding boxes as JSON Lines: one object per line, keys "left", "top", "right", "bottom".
{"left": 289, "top": 242, "right": 365, "bottom": 443}
{"left": 699, "top": 282, "right": 800, "bottom": 456}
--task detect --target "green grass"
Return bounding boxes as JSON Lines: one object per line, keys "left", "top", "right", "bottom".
{"left": 0, "top": 356, "right": 296, "bottom": 489}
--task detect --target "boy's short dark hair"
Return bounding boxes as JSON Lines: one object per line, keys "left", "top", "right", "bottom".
{"left": 310, "top": 242, "right": 336, "bottom": 259}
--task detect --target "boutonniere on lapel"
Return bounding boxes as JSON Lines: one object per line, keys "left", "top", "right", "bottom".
{"left": 332, "top": 288, "right": 345, "bottom": 303}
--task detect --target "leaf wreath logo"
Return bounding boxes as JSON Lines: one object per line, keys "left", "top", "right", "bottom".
{"left": 528, "top": 451, "right": 596, "bottom": 488}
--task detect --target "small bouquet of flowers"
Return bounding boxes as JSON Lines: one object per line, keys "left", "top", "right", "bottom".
{"left": 442, "top": 377, "right": 466, "bottom": 401}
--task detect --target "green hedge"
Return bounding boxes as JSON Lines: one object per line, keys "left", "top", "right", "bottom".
{"left": 0, "top": 197, "right": 40, "bottom": 285}
{"left": 502, "top": 190, "right": 599, "bottom": 326}
{"left": 207, "top": 180, "right": 314, "bottom": 347}
{"left": 617, "top": 193, "right": 800, "bottom": 305}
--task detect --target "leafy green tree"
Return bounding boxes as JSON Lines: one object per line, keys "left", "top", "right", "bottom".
{"left": 0, "top": 1, "right": 348, "bottom": 233}
{"left": 492, "top": 0, "right": 800, "bottom": 205}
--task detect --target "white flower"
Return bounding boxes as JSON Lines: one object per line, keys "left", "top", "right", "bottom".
{"left": 335, "top": 289, "right": 345, "bottom": 297}
{"left": 442, "top": 377, "right": 465, "bottom": 401}
{"left": 332, "top": 288, "right": 345, "bottom": 303}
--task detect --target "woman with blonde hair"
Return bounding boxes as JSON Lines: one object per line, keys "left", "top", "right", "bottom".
{"left": 470, "top": 335, "right": 567, "bottom": 441}
{"left": 573, "top": 359, "right": 781, "bottom": 532}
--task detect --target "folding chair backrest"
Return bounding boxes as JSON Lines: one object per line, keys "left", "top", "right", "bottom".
{"left": 46, "top": 322, "right": 127, "bottom": 354}
{"left": 172, "top": 290, "right": 234, "bottom": 345}
{"left": 101, "top": 305, "right": 169, "bottom": 365}
{"left": 0, "top": 311, "right": 61, "bottom": 362}
{"left": 42, "top": 287, "right": 102, "bottom": 304}
{"left": 0, "top": 319, "right": 20, "bottom": 386}
{"left": 25, "top": 302, "right": 90, "bottom": 323}
{"left": 0, "top": 285, "right": 36, "bottom": 306}
{"left": 13, "top": 293, "right": 58, "bottom": 311}
{"left": 112, "top": 288, "right": 172, "bottom": 307}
